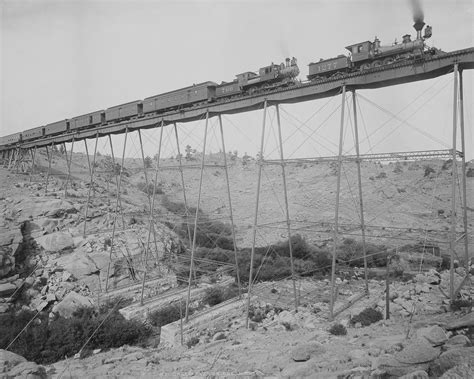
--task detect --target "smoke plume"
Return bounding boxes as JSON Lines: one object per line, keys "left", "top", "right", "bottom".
{"left": 410, "top": 0, "right": 424, "bottom": 23}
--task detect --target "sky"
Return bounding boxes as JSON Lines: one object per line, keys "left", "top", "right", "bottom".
{"left": 1, "top": 0, "right": 473, "bottom": 160}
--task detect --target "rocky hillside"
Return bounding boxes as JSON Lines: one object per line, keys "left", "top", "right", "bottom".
{"left": 0, "top": 151, "right": 473, "bottom": 378}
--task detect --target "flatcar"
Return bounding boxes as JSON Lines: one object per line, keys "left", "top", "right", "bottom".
{"left": 143, "top": 82, "right": 217, "bottom": 114}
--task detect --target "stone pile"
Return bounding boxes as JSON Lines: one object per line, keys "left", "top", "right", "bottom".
{"left": 0, "top": 349, "right": 47, "bottom": 379}
{"left": 371, "top": 324, "right": 474, "bottom": 377}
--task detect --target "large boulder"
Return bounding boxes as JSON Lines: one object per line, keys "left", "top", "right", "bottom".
{"left": 0, "top": 228, "right": 23, "bottom": 279}
{"left": 395, "top": 338, "right": 440, "bottom": 364}
{"left": 55, "top": 250, "right": 100, "bottom": 279}
{"left": 35, "top": 231, "right": 74, "bottom": 252}
{"left": 373, "top": 355, "right": 430, "bottom": 377}
{"left": 445, "top": 311, "right": 474, "bottom": 330}
{"left": 0, "top": 349, "right": 47, "bottom": 378}
{"left": 0, "top": 349, "right": 26, "bottom": 371}
{"left": 0, "top": 282, "right": 17, "bottom": 297}
{"left": 416, "top": 325, "right": 447, "bottom": 346}
{"left": 440, "top": 362, "right": 474, "bottom": 378}
{"left": 290, "top": 342, "right": 325, "bottom": 362}
{"left": 6, "top": 361, "right": 47, "bottom": 378}
{"left": 430, "top": 347, "right": 474, "bottom": 377}
{"left": 51, "top": 291, "right": 94, "bottom": 319}
{"left": 14, "top": 198, "right": 77, "bottom": 221}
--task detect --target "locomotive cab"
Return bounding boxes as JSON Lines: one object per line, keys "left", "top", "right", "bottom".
{"left": 345, "top": 41, "right": 373, "bottom": 63}
{"left": 258, "top": 64, "right": 280, "bottom": 82}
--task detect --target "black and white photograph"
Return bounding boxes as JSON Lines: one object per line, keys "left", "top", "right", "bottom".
{"left": 1, "top": 0, "right": 473, "bottom": 377}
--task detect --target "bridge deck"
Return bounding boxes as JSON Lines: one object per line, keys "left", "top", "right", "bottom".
{"left": 5, "top": 47, "right": 474, "bottom": 150}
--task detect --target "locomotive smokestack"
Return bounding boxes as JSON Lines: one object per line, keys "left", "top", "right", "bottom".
{"left": 410, "top": 0, "right": 425, "bottom": 39}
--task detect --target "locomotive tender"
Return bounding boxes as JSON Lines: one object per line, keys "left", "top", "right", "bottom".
{"left": 0, "top": 21, "right": 440, "bottom": 150}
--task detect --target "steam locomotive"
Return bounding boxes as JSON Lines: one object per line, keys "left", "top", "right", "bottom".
{"left": 308, "top": 20, "right": 436, "bottom": 80}
{"left": 0, "top": 21, "right": 439, "bottom": 150}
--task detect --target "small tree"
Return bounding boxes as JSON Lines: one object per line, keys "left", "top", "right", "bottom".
{"left": 185, "top": 145, "right": 194, "bottom": 161}
{"left": 242, "top": 153, "right": 250, "bottom": 167}
{"left": 144, "top": 156, "right": 152, "bottom": 168}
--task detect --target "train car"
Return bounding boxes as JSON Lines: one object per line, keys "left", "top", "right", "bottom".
{"left": 307, "top": 55, "right": 351, "bottom": 80}
{"left": 70, "top": 110, "right": 104, "bottom": 131}
{"left": 0, "top": 132, "right": 22, "bottom": 146}
{"left": 215, "top": 81, "right": 241, "bottom": 99}
{"left": 105, "top": 101, "right": 143, "bottom": 122}
{"left": 143, "top": 82, "right": 217, "bottom": 114}
{"left": 45, "top": 120, "right": 68, "bottom": 136}
{"left": 22, "top": 126, "right": 45, "bottom": 141}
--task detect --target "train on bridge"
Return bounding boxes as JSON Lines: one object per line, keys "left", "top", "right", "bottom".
{"left": 1, "top": 21, "right": 438, "bottom": 150}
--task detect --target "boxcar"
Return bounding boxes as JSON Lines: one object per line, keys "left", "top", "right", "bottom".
{"left": 0, "top": 132, "right": 22, "bottom": 146}
{"left": 45, "top": 120, "right": 68, "bottom": 136}
{"left": 105, "top": 101, "right": 142, "bottom": 122}
{"left": 70, "top": 110, "right": 104, "bottom": 130}
{"left": 143, "top": 82, "right": 217, "bottom": 114}
{"left": 22, "top": 126, "right": 44, "bottom": 141}
{"left": 215, "top": 81, "right": 241, "bottom": 98}
{"left": 307, "top": 55, "right": 350, "bottom": 80}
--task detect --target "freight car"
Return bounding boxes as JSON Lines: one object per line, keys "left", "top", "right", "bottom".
{"left": 143, "top": 82, "right": 217, "bottom": 114}
{"left": 70, "top": 110, "right": 104, "bottom": 131}
{"left": 0, "top": 133, "right": 22, "bottom": 147}
{"left": 105, "top": 101, "right": 143, "bottom": 123}
{"left": 22, "top": 126, "right": 45, "bottom": 141}
{"left": 45, "top": 120, "right": 68, "bottom": 136}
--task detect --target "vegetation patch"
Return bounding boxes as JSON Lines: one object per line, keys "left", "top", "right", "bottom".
{"left": 0, "top": 306, "right": 149, "bottom": 365}
{"left": 202, "top": 283, "right": 240, "bottom": 306}
{"left": 351, "top": 307, "right": 383, "bottom": 327}
{"left": 329, "top": 323, "right": 347, "bottom": 335}
{"left": 136, "top": 181, "right": 164, "bottom": 195}
{"left": 148, "top": 303, "right": 183, "bottom": 327}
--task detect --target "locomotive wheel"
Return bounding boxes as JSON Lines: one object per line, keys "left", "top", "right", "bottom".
{"left": 383, "top": 58, "right": 394, "bottom": 65}
{"left": 371, "top": 60, "right": 382, "bottom": 68}
{"left": 359, "top": 63, "right": 371, "bottom": 71}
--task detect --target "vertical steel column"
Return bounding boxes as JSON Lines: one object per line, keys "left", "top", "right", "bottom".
{"left": 29, "top": 146, "right": 37, "bottom": 182}
{"left": 449, "top": 64, "right": 458, "bottom": 303}
{"left": 45, "top": 143, "right": 53, "bottom": 194}
{"left": 185, "top": 111, "right": 209, "bottom": 321}
{"left": 458, "top": 69, "right": 469, "bottom": 274}
{"left": 174, "top": 123, "right": 193, "bottom": 247}
{"left": 7, "top": 149, "right": 14, "bottom": 169}
{"left": 275, "top": 104, "right": 298, "bottom": 310}
{"left": 138, "top": 129, "right": 152, "bottom": 209}
{"left": 84, "top": 139, "right": 92, "bottom": 177}
{"left": 330, "top": 85, "right": 347, "bottom": 320}
{"left": 351, "top": 91, "right": 369, "bottom": 294}
{"left": 108, "top": 135, "right": 125, "bottom": 228}
{"left": 14, "top": 148, "right": 21, "bottom": 173}
{"left": 64, "top": 138, "right": 75, "bottom": 197}
{"left": 140, "top": 121, "right": 164, "bottom": 305}
{"left": 218, "top": 114, "right": 242, "bottom": 296}
{"left": 246, "top": 100, "right": 268, "bottom": 327}
{"left": 105, "top": 128, "right": 129, "bottom": 292}
{"left": 10, "top": 147, "right": 19, "bottom": 171}
{"left": 137, "top": 128, "right": 161, "bottom": 264}
{"left": 83, "top": 133, "right": 99, "bottom": 237}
